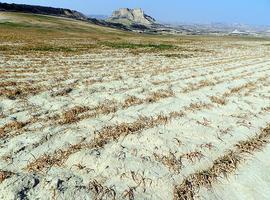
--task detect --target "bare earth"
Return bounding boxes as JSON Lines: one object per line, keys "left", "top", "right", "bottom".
{"left": 0, "top": 12, "right": 270, "bottom": 200}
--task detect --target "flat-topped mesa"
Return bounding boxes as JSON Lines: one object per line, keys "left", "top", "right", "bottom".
{"left": 110, "top": 8, "right": 156, "bottom": 25}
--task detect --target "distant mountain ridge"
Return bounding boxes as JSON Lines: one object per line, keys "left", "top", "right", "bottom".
{"left": 88, "top": 15, "right": 108, "bottom": 20}
{"left": 0, "top": 2, "right": 269, "bottom": 37}
{"left": 0, "top": 2, "right": 87, "bottom": 20}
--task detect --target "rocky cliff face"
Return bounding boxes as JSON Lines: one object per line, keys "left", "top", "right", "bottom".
{"left": 109, "top": 8, "right": 156, "bottom": 25}
{"left": 0, "top": 2, "right": 87, "bottom": 20}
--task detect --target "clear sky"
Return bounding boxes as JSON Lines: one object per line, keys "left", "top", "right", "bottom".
{"left": 2, "top": 0, "right": 270, "bottom": 25}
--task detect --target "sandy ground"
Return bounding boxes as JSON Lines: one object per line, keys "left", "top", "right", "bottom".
{"left": 200, "top": 144, "right": 270, "bottom": 200}
{"left": 0, "top": 19, "right": 270, "bottom": 199}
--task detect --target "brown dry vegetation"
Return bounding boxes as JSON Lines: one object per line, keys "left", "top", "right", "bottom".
{"left": 89, "top": 180, "right": 116, "bottom": 200}
{"left": 123, "top": 96, "right": 144, "bottom": 108}
{"left": 174, "top": 124, "right": 270, "bottom": 200}
{"left": 181, "top": 151, "right": 205, "bottom": 163}
{"left": 209, "top": 96, "right": 227, "bottom": 105}
{"left": 0, "top": 120, "right": 29, "bottom": 138}
{"left": 0, "top": 170, "right": 14, "bottom": 183}
{"left": 185, "top": 102, "right": 213, "bottom": 112}
{"left": 182, "top": 80, "right": 216, "bottom": 93}
{"left": 223, "top": 82, "right": 256, "bottom": 97}
{"left": 154, "top": 153, "right": 182, "bottom": 173}
{"left": 146, "top": 89, "right": 175, "bottom": 103}
{"left": 26, "top": 111, "right": 186, "bottom": 172}
{"left": 59, "top": 106, "right": 90, "bottom": 124}
{"left": 56, "top": 90, "right": 175, "bottom": 125}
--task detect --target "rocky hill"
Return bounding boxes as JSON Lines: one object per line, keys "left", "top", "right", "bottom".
{"left": 0, "top": 2, "right": 87, "bottom": 20}
{"left": 108, "top": 8, "right": 156, "bottom": 26}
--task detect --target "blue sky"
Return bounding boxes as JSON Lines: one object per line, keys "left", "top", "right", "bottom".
{"left": 2, "top": 0, "right": 270, "bottom": 25}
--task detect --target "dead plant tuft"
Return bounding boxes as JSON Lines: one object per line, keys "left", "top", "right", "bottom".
{"left": 0, "top": 121, "right": 28, "bottom": 138}
{"left": 185, "top": 102, "right": 212, "bottom": 112}
{"left": 0, "top": 170, "right": 14, "bottom": 183}
{"left": 89, "top": 180, "right": 116, "bottom": 200}
{"left": 210, "top": 96, "right": 227, "bottom": 105}
{"left": 146, "top": 89, "right": 175, "bottom": 103}
{"left": 154, "top": 153, "right": 182, "bottom": 173}
{"left": 123, "top": 96, "right": 143, "bottom": 108}
{"left": 181, "top": 151, "right": 204, "bottom": 163}
{"left": 59, "top": 106, "right": 89, "bottom": 124}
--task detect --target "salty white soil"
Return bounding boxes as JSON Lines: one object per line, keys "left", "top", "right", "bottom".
{"left": 200, "top": 145, "right": 270, "bottom": 200}
{"left": 0, "top": 38, "right": 270, "bottom": 200}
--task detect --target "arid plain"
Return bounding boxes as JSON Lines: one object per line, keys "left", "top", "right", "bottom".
{"left": 0, "top": 12, "right": 270, "bottom": 200}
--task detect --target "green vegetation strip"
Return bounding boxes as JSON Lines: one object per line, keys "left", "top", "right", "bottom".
{"left": 102, "top": 42, "right": 175, "bottom": 50}
{"left": 0, "top": 44, "right": 97, "bottom": 53}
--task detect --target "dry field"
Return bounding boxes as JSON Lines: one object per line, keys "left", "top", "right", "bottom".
{"left": 0, "top": 12, "right": 270, "bottom": 200}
